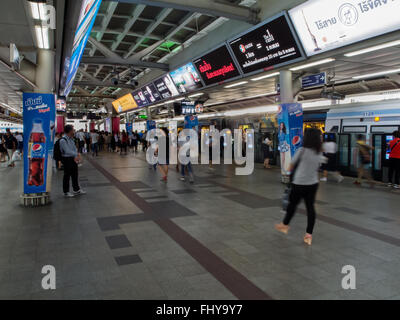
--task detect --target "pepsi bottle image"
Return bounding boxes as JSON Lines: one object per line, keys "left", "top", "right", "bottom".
{"left": 28, "top": 119, "right": 46, "bottom": 187}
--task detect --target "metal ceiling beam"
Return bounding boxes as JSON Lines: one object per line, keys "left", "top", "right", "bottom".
{"left": 74, "top": 81, "right": 135, "bottom": 89}
{"left": 80, "top": 56, "right": 169, "bottom": 70}
{"left": 124, "top": 8, "right": 173, "bottom": 58}
{"left": 111, "top": 4, "right": 146, "bottom": 51}
{"left": 114, "top": 0, "right": 260, "bottom": 24}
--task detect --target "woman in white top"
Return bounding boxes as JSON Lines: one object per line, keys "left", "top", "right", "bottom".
{"left": 262, "top": 133, "right": 273, "bottom": 169}
{"left": 275, "top": 128, "right": 326, "bottom": 246}
{"left": 320, "top": 134, "right": 344, "bottom": 183}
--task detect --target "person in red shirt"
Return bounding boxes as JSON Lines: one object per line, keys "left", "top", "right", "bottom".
{"left": 388, "top": 131, "right": 400, "bottom": 189}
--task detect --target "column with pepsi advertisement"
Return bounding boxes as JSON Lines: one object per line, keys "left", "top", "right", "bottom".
{"left": 277, "top": 103, "right": 303, "bottom": 177}
{"left": 22, "top": 93, "right": 56, "bottom": 206}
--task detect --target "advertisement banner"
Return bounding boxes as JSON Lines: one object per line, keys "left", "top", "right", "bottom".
{"left": 277, "top": 103, "right": 303, "bottom": 175}
{"left": 289, "top": 0, "right": 400, "bottom": 57}
{"left": 23, "top": 93, "right": 56, "bottom": 194}
{"left": 112, "top": 93, "right": 138, "bottom": 113}
{"left": 170, "top": 62, "right": 203, "bottom": 94}
{"left": 184, "top": 115, "right": 199, "bottom": 129}
{"left": 126, "top": 123, "right": 133, "bottom": 134}
{"left": 146, "top": 120, "right": 156, "bottom": 131}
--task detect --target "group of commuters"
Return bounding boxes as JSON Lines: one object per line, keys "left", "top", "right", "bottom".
{"left": 0, "top": 129, "right": 23, "bottom": 167}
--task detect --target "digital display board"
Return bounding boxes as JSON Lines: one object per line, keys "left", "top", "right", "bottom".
{"left": 132, "top": 90, "right": 149, "bottom": 108}
{"left": 181, "top": 101, "right": 204, "bottom": 115}
{"left": 228, "top": 13, "right": 303, "bottom": 75}
{"left": 56, "top": 98, "right": 66, "bottom": 112}
{"left": 169, "top": 62, "right": 203, "bottom": 94}
{"left": 112, "top": 93, "right": 138, "bottom": 113}
{"left": 386, "top": 135, "right": 394, "bottom": 160}
{"left": 193, "top": 45, "right": 241, "bottom": 86}
{"left": 289, "top": 0, "right": 400, "bottom": 57}
{"left": 153, "top": 74, "right": 180, "bottom": 100}
{"left": 142, "top": 83, "right": 162, "bottom": 104}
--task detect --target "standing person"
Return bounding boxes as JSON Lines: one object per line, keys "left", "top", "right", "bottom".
{"left": 90, "top": 129, "right": 99, "bottom": 157}
{"left": 158, "top": 127, "right": 170, "bottom": 182}
{"left": 59, "top": 125, "right": 86, "bottom": 197}
{"left": 320, "top": 134, "right": 344, "bottom": 183}
{"left": 354, "top": 134, "right": 374, "bottom": 186}
{"left": 262, "top": 133, "right": 273, "bottom": 169}
{"left": 114, "top": 132, "right": 120, "bottom": 153}
{"left": 15, "top": 132, "right": 23, "bottom": 155}
{"left": 53, "top": 132, "right": 62, "bottom": 170}
{"left": 0, "top": 133, "right": 7, "bottom": 162}
{"left": 4, "top": 129, "right": 17, "bottom": 167}
{"left": 388, "top": 130, "right": 400, "bottom": 189}
{"left": 179, "top": 136, "right": 194, "bottom": 183}
{"left": 76, "top": 129, "right": 85, "bottom": 153}
{"left": 275, "top": 128, "right": 326, "bottom": 246}
{"left": 120, "top": 131, "right": 128, "bottom": 155}
{"left": 132, "top": 130, "right": 139, "bottom": 153}
{"left": 84, "top": 130, "right": 90, "bottom": 154}
{"left": 105, "top": 132, "right": 112, "bottom": 152}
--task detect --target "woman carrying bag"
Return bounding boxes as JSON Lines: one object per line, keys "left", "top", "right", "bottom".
{"left": 275, "top": 128, "right": 326, "bottom": 246}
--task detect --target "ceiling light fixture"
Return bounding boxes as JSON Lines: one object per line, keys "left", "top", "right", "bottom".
{"left": 188, "top": 93, "right": 204, "bottom": 98}
{"left": 34, "top": 25, "right": 49, "bottom": 49}
{"left": 251, "top": 72, "right": 280, "bottom": 81}
{"left": 344, "top": 40, "right": 400, "bottom": 57}
{"left": 352, "top": 68, "right": 400, "bottom": 80}
{"left": 29, "top": 1, "right": 46, "bottom": 20}
{"left": 290, "top": 58, "right": 335, "bottom": 71}
{"left": 224, "top": 81, "right": 248, "bottom": 89}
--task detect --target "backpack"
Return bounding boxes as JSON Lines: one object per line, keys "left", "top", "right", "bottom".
{"left": 53, "top": 137, "right": 65, "bottom": 161}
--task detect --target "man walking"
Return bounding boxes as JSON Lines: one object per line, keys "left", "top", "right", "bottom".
{"left": 4, "top": 129, "right": 17, "bottom": 167}
{"left": 59, "top": 125, "right": 86, "bottom": 197}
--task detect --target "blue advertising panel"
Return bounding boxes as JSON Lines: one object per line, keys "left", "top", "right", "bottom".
{"left": 302, "top": 72, "right": 326, "bottom": 88}
{"left": 62, "top": 0, "right": 102, "bottom": 96}
{"left": 146, "top": 120, "right": 156, "bottom": 131}
{"left": 23, "top": 93, "right": 56, "bottom": 194}
{"left": 126, "top": 123, "right": 133, "bottom": 134}
{"left": 169, "top": 62, "right": 203, "bottom": 94}
{"left": 184, "top": 115, "right": 199, "bottom": 129}
{"left": 277, "top": 103, "right": 303, "bottom": 175}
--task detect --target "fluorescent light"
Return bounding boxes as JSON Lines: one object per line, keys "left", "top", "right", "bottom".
{"left": 188, "top": 93, "right": 204, "bottom": 98}
{"left": 251, "top": 72, "right": 280, "bottom": 81}
{"left": 42, "top": 26, "right": 49, "bottom": 49}
{"left": 30, "top": 2, "right": 40, "bottom": 19}
{"left": 38, "top": 3, "right": 46, "bottom": 20}
{"left": 352, "top": 68, "right": 400, "bottom": 80}
{"left": 174, "top": 97, "right": 185, "bottom": 101}
{"left": 344, "top": 40, "right": 400, "bottom": 57}
{"left": 35, "top": 26, "right": 44, "bottom": 49}
{"left": 224, "top": 81, "right": 248, "bottom": 89}
{"left": 290, "top": 58, "right": 335, "bottom": 71}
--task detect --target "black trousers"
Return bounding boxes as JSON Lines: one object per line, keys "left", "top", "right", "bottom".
{"left": 62, "top": 157, "right": 80, "bottom": 193}
{"left": 283, "top": 183, "right": 319, "bottom": 234}
{"left": 388, "top": 158, "right": 400, "bottom": 185}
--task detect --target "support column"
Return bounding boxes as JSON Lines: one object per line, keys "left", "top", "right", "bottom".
{"left": 35, "top": 49, "right": 55, "bottom": 93}
{"left": 279, "top": 70, "right": 294, "bottom": 104}
{"left": 146, "top": 107, "right": 152, "bottom": 120}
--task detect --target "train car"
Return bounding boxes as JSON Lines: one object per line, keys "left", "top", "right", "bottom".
{"left": 325, "top": 100, "right": 400, "bottom": 181}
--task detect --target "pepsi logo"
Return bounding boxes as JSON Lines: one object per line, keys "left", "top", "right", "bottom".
{"left": 32, "top": 144, "right": 42, "bottom": 151}
{"left": 239, "top": 44, "right": 246, "bottom": 53}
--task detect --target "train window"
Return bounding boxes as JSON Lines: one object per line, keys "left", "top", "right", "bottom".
{"left": 342, "top": 126, "right": 367, "bottom": 133}
{"left": 370, "top": 125, "right": 400, "bottom": 134}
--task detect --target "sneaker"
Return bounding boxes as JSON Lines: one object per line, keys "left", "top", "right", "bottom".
{"left": 320, "top": 177, "right": 327, "bottom": 182}
{"left": 180, "top": 177, "right": 185, "bottom": 181}
{"left": 64, "top": 192, "right": 75, "bottom": 198}
{"left": 73, "top": 189, "right": 87, "bottom": 195}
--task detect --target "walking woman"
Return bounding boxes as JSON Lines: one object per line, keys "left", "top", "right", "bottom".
{"left": 262, "top": 133, "right": 273, "bottom": 169}
{"left": 275, "top": 128, "right": 326, "bottom": 246}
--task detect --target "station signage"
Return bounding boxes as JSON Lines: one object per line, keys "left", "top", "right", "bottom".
{"left": 228, "top": 13, "right": 304, "bottom": 75}
{"left": 170, "top": 62, "right": 203, "bottom": 94}
{"left": 112, "top": 93, "right": 138, "bottom": 113}
{"left": 193, "top": 45, "right": 241, "bottom": 86}
{"left": 132, "top": 90, "right": 149, "bottom": 108}
{"left": 302, "top": 72, "right": 327, "bottom": 88}
{"left": 289, "top": 0, "right": 400, "bottom": 57}
{"left": 142, "top": 83, "right": 162, "bottom": 104}
{"left": 153, "top": 74, "right": 180, "bottom": 100}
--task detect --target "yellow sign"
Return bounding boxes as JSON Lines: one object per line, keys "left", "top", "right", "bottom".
{"left": 112, "top": 93, "right": 138, "bottom": 113}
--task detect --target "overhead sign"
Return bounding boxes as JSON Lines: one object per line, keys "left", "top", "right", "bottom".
{"left": 170, "top": 62, "right": 203, "bottom": 94}
{"left": 181, "top": 101, "right": 204, "bottom": 115}
{"left": 302, "top": 72, "right": 327, "bottom": 88}
{"left": 193, "top": 45, "right": 241, "bottom": 86}
{"left": 289, "top": 0, "right": 400, "bottom": 57}
{"left": 132, "top": 90, "right": 149, "bottom": 108}
{"left": 228, "top": 13, "right": 304, "bottom": 75}
{"left": 142, "top": 83, "right": 162, "bottom": 104}
{"left": 112, "top": 93, "right": 138, "bottom": 113}
{"left": 153, "top": 74, "right": 179, "bottom": 100}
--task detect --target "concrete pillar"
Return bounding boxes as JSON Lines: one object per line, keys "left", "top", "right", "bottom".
{"left": 279, "top": 70, "right": 293, "bottom": 104}
{"left": 146, "top": 107, "right": 152, "bottom": 120}
{"left": 34, "top": 49, "right": 55, "bottom": 93}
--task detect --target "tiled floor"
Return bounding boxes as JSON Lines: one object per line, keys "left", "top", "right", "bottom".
{"left": 1, "top": 151, "right": 400, "bottom": 300}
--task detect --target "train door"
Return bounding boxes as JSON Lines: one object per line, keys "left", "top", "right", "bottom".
{"left": 372, "top": 133, "right": 396, "bottom": 182}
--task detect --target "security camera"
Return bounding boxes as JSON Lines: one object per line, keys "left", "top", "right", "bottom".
{"left": 111, "top": 78, "right": 119, "bottom": 86}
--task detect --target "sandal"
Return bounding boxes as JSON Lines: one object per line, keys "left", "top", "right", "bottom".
{"left": 275, "top": 223, "right": 289, "bottom": 234}
{"left": 303, "top": 234, "right": 312, "bottom": 246}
